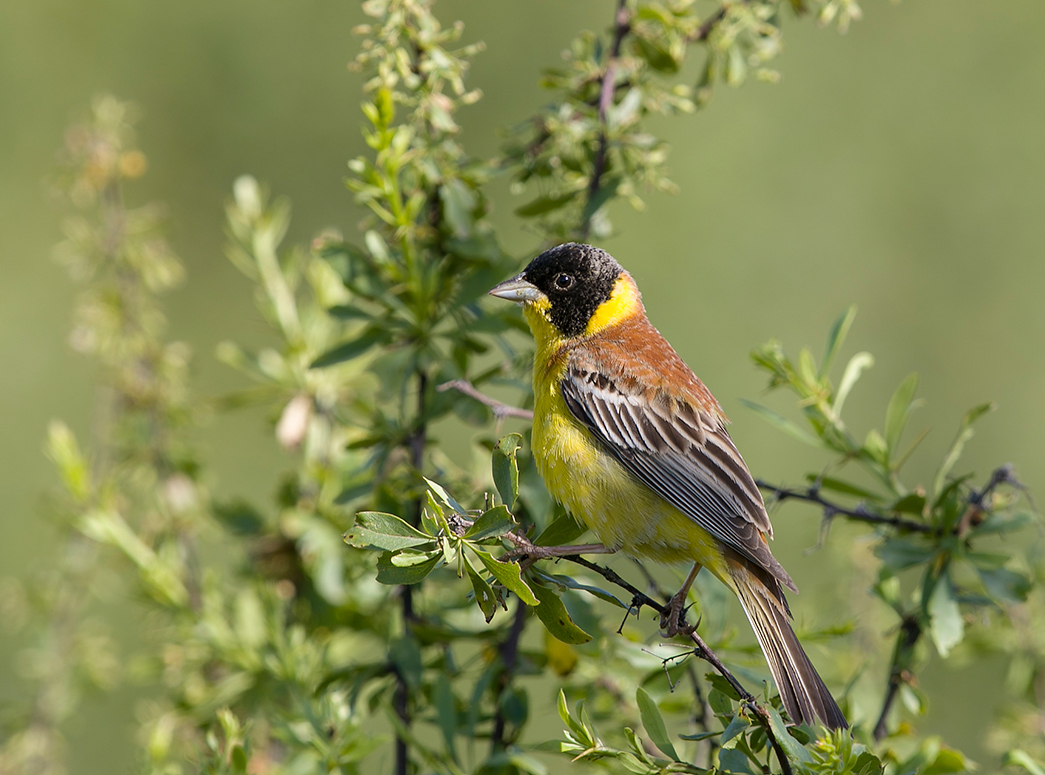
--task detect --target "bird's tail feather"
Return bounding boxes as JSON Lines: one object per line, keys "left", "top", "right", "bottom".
{"left": 729, "top": 560, "right": 848, "bottom": 730}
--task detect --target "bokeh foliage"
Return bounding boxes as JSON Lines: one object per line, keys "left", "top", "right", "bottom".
{"left": 2, "top": 1, "right": 1044, "bottom": 774}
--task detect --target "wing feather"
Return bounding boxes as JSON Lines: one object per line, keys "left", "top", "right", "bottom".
{"left": 562, "top": 351, "right": 797, "bottom": 592}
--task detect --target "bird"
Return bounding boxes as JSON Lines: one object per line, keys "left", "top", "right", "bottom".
{"left": 488, "top": 242, "right": 847, "bottom": 730}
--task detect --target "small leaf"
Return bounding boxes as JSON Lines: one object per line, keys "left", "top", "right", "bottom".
{"left": 580, "top": 175, "right": 621, "bottom": 225}
{"left": 635, "top": 38, "right": 679, "bottom": 73}
{"left": 345, "top": 512, "right": 434, "bottom": 552}
{"left": 740, "top": 400, "right": 827, "bottom": 449}
{"left": 310, "top": 327, "right": 385, "bottom": 368}
{"left": 473, "top": 549, "right": 539, "bottom": 605}
{"left": 718, "top": 748, "right": 755, "bottom": 774}
{"left": 531, "top": 581, "right": 591, "bottom": 644}
{"left": 636, "top": 688, "right": 680, "bottom": 761}
{"left": 864, "top": 428, "right": 888, "bottom": 466}
{"left": 1006, "top": 750, "right": 1045, "bottom": 775}
{"left": 425, "top": 478, "right": 468, "bottom": 516}
{"left": 705, "top": 673, "right": 742, "bottom": 701}
{"left": 923, "top": 747, "right": 972, "bottom": 775}
{"left": 891, "top": 493, "right": 926, "bottom": 516}
{"left": 977, "top": 566, "right": 1032, "bottom": 604}
{"left": 933, "top": 402, "right": 996, "bottom": 496}
{"left": 720, "top": 713, "right": 750, "bottom": 747}
{"left": 514, "top": 192, "right": 577, "bottom": 218}
{"left": 492, "top": 433, "right": 522, "bottom": 507}
{"left": 834, "top": 351, "right": 874, "bottom": 416}
{"left": 820, "top": 306, "right": 857, "bottom": 379}
{"left": 375, "top": 551, "right": 440, "bottom": 585}
{"left": 531, "top": 569, "right": 627, "bottom": 609}
{"left": 466, "top": 558, "right": 499, "bottom": 622}
{"left": 463, "top": 505, "right": 517, "bottom": 542}
{"left": 885, "top": 373, "right": 920, "bottom": 456}
{"left": 707, "top": 688, "right": 734, "bottom": 718}
{"left": 535, "top": 513, "right": 588, "bottom": 547}
{"left": 928, "top": 574, "right": 964, "bottom": 657}
{"left": 765, "top": 706, "right": 813, "bottom": 764}
{"left": 806, "top": 474, "right": 879, "bottom": 500}
{"left": 875, "top": 536, "right": 936, "bottom": 570}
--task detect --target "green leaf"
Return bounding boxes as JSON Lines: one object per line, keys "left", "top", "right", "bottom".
{"left": 928, "top": 574, "right": 964, "bottom": 657}
{"left": 805, "top": 474, "right": 879, "bottom": 500}
{"left": 863, "top": 428, "right": 888, "bottom": 466}
{"left": 820, "top": 306, "right": 857, "bottom": 379}
{"left": 766, "top": 705, "right": 813, "bottom": 764}
{"left": 439, "top": 177, "right": 477, "bottom": 239}
{"left": 375, "top": 551, "right": 440, "bottom": 585}
{"left": 834, "top": 351, "right": 874, "bottom": 416}
{"left": 1006, "top": 750, "right": 1045, "bottom": 775}
{"left": 492, "top": 433, "right": 522, "bottom": 507}
{"left": 977, "top": 566, "right": 1032, "bottom": 603}
{"left": 531, "top": 581, "right": 591, "bottom": 644}
{"left": 923, "top": 747, "right": 972, "bottom": 775}
{"left": 425, "top": 477, "right": 468, "bottom": 516}
{"left": 973, "top": 510, "right": 1035, "bottom": 536}
{"left": 580, "top": 175, "right": 621, "bottom": 225}
{"left": 739, "top": 400, "right": 827, "bottom": 449}
{"left": 933, "top": 402, "right": 996, "bottom": 496}
{"left": 473, "top": 549, "right": 539, "bottom": 605}
{"left": 719, "top": 748, "right": 755, "bottom": 774}
{"left": 466, "top": 557, "right": 499, "bottom": 622}
{"left": 635, "top": 38, "right": 679, "bottom": 73}
{"left": 463, "top": 505, "right": 517, "bottom": 542}
{"left": 891, "top": 492, "right": 926, "bottom": 516}
{"left": 345, "top": 511, "right": 433, "bottom": 551}
{"left": 707, "top": 688, "right": 734, "bottom": 718}
{"left": 875, "top": 536, "right": 936, "bottom": 570}
{"left": 720, "top": 713, "right": 750, "bottom": 747}
{"left": 705, "top": 673, "right": 742, "bottom": 701}
{"left": 885, "top": 373, "right": 920, "bottom": 456}
{"left": 514, "top": 192, "right": 577, "bottom": 218}
{"left": 531, "top": 569, "right": 627, "bottom": 609}
{"left": 310, "top": 327, "right": 386, "bottom": 368}
{"left": 636, "top": 688, "right": 679, "bottom": 761}
{"left": 535, "top": 513, "right": 588, "bottom": 547}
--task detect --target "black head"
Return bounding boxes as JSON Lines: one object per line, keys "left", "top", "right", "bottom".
{"left": 522, "top": 243, "right": 623, "bottom": 337}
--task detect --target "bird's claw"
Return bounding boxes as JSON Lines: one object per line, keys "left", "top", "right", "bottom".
{"left": 660, "top": 598, "right": 699, "bottom": 638}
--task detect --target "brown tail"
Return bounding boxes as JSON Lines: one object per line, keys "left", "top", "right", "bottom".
{"left": 728, "top": 559, "right": 848, "bottom": 730}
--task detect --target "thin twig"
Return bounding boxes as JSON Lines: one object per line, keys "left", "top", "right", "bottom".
{"left": 438, "top": 380, "right": 534, "bottom": 421}
{"left": 873, "top": 616, "right": 921, "bottom": 741}
{"left": 756, "top": 480, "right": 933, "bottom": 533}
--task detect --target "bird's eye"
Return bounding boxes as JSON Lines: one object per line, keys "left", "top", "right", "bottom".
{"left": 554, "top": 273, "right": 574, "bottom": 290}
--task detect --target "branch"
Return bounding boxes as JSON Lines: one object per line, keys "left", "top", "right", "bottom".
{"left": 873, "top": 615, "right": 921, "bottom": 741}
{"left": 578, "top": 0, "right": 631, "bottom": 241}
{"left": 756, "top": 480, "right": 933, "bottom": 533}
{"left": 438, "top": 380, "right": 534, "bottom": 421}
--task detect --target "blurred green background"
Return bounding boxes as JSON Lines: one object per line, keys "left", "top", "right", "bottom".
{"left": 1, "top": 1, "right": 1042, "bottom": 772}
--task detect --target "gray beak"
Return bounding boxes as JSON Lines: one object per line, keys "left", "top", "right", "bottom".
{"left": 488, "top": 273, "right": 545, "bottom": 303}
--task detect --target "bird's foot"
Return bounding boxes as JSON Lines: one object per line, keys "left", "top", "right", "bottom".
{"left": 660, "top": 589, "right": 698, "bottom": 638}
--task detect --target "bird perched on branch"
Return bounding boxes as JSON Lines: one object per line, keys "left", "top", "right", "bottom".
{"left": 488, "top": 243, "right": 847, "bottom": 730}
